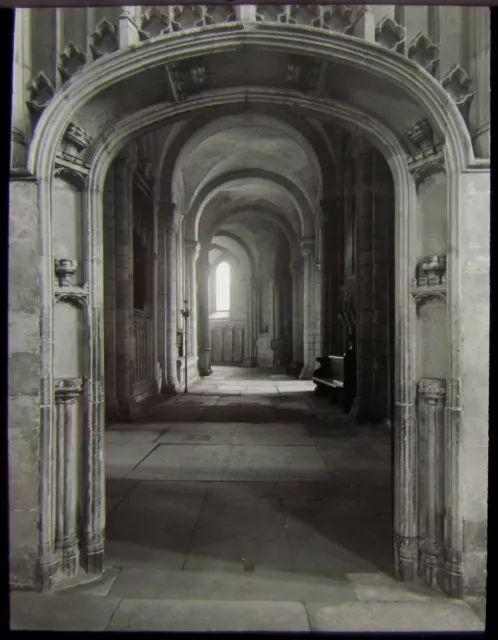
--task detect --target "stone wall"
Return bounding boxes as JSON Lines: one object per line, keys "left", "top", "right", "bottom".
{"left": 8, "top": 178, "right": 41, "bottom": 588}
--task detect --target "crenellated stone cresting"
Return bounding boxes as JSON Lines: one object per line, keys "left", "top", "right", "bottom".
{"left": 21, "top": 5, "right": 473, "bottom": 137}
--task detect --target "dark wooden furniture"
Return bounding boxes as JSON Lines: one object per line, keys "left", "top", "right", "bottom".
{"left": 312, "top": 355, "right": 345, "bottom": 405}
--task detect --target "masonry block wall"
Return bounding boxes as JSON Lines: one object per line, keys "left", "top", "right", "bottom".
{"left": 8, "top": 179, "right": 41, "bottom": 588}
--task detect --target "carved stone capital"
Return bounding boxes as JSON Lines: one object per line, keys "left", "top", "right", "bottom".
{"left": 185, "top": 240, "right": 200, "bottom": 263}
{"left": 55, "top": 378, "right": 83, "bottom": 404}
{"left": 55, "top": 259, "right": 78, "bottom": 287}
{"left": 418, "top": 378, "right": 446, "bottom": 405}
{"left": 300, "top": 238, "right": 315, "bottom": 258}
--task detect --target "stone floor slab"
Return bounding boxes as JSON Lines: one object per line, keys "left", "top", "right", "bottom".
{"left": 127, "top": 443, "right": 232, "bottom": 480}
{"left": 305, "top": 600, "right": 484, "bottom": 632}
{"left": 106, "top": 443, "right": 159, "bottom": 479}
{"left": 234, "top": 423, "right": 313, "bottom": 446}
{"left": 10, "top": 593, "right": 121, "bottom": 630}
{"left": 347, "top": 572, "right": 442, "bottom": 601}
{"left": 108, "top": 599, "right": 310, "bottom": 631}
{"left": 156, "top": 422, "right": 237, "bottom": 445}
{"left": 224, "top": 445, "right": 329, "bottom": 482}
{"left": 105, "top": 429, "right": 165, "bottom": 443}
{"left": 54, "top": 567, "right": 121, "bottom": 597}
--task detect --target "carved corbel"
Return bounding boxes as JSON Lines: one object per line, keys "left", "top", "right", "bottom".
{"left": 405, "top": 118, "right": 436, "bottom": 158}
{"left": 441, "top": 65, "right": 474, "bottom": 123}
{"left": 26, "top": 72, "right": 55, "bottom": 114}
{"left": 407, "top": 32, "right": 439, "bottom": 76}
{"left": 53, "top": 166, "right": 88, "bottom": 191}
{"left": 409, "top": 155, "right": 445, "bottom": 189}
{"left": 65, "top": 123, "right": 92, "bottom": 151}
{"left": 58, "top": 42, "right": 87, "bottom": 82}
{"left": 375, "top": 16, "right": 406, "bottom": 53}
{"left": 413, "top": 255, "right": 447, "bottom": 288}
{"left": 418, "top": 377, "right": 446, "bottom": 405}
{"left": 90, "top": 18, "right": 118, "bottom": 60}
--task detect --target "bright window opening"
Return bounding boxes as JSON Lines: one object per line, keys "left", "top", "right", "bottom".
{"left": 215, "top": 261, "right": 230, "bottom": 312}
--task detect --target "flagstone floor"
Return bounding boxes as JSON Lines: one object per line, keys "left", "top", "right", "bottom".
{"left": 10, "top": 367, "right": 485, "bottom": 632}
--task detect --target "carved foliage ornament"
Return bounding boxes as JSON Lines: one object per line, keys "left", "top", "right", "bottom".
{"left": 53, "top": 166, "right": 87, "bottom": 191}
{"left": 441, "top": 64, "right": 474, "bottom": 122}
{"left": 90, "top": 18, "right": 118, "bottom": 60}
{"left": 407, "top": 32, "right": 439, "bottom": 76}
{"left": 405, "top": 118, "right": 435, "bottom": 157}
{"left": 27, "top": 72, "right": 55, "bottom": 114}
{"left": 375, "top": 16, "right": 405, "bottom": 53}
{"left": 58, "top": 42, "right": 87, "bottom": 82}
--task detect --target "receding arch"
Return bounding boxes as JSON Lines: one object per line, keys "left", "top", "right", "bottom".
{"left": 187, "top": 168, "right": 315, "bottom": 241}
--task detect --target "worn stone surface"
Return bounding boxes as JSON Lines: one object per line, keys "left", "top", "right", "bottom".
{"left": 10, "top": 593, "right": 121, "bottom": 630}
{"left": 108, "top": 599, "right": 310, "bottom": 631}
{"left": 305, "top": 600, "right": 484, "bottom": 632}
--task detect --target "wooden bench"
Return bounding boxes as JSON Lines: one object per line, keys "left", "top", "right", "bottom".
{"left": 312, "top": 355, "right": 345, "bottom": 405}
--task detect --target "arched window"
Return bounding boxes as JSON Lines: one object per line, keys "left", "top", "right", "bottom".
{"left": 215, "top": 261, "right": 230, "bottom": 312}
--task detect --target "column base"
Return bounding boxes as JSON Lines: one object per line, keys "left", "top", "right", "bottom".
{"left": 394, "top": 532, "right": 419, "bottom": 582}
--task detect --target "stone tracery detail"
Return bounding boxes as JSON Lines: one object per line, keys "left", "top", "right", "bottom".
{"left": 171, "top": 5, "right": 204, "bottom": 32}
{"left": 321, "top": 6, "right": 355, "bottom": 34}
{"left": 139, "top": 6, "right": 170, "bottom": 40}
{"left": 204, "top": 5, "right": 236, "bottom": 25}
{"left": 255, "top": 4, "right": 288, "bottom": 23}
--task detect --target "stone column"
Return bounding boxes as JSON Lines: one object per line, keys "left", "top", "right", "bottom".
{"left": 185, "top": 240, "right": 200, "bottom": 358}
{"left": 113, "top": 156, "right": 135, "bottom": 418}
{"left": 417, "top": 378, "right": 446, "bottom": 588}
{"left": 10, "top": 9, "right": 31, "bottom": 171}
{"left": 197, "top": 247, "right": 212, "bottom": 376}
{"left": 300, "top": 239, "right": 315, "bottom": 376}
{"left": 54, "top": 378, "right": 83, "bottom": 576}
{"left": 243, "top": 277, "right": 253, "bottom": 366}
{"left": 290, "top": 259, "right": 302, "bottom": 362}
{"left": 319, "top": 213, "right": 330, "bottom": 354}
{"left": 119, "top": 6, "right": 141, "bottom": 48}
{"left": 176, "top": 216, "right": 184, "bottom": 330}
{"left": 165, "top": 217, "right": 179, "bottom": 390}
{"left": 468, "top": 8, "right": 490, "bottom": 158}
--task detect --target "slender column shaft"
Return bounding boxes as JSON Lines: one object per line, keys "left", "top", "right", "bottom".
{"left": 185, "top": 240, "right": 200, "bottom": 358}
{"left": 300, "top": 240, "right": 315, "bottom": 374}
{"left": 290, "top": 260, "right": 302, "bottom": 362}
{"left": 166, "top": 220, "right": 178, "bottom": 389}
{"left": 197, "top": 248, "right": 212, "bottom": 376}
{"left": 114, "top": 156, "right": 134, "bottom": 415}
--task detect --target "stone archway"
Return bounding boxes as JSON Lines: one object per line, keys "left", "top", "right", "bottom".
{"left": 24, "top": 23, "right": 489, "bottom": 598}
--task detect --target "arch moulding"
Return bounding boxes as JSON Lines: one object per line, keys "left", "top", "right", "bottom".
{"left": 26, "top": 25, "right": 487, "bottom": 597}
